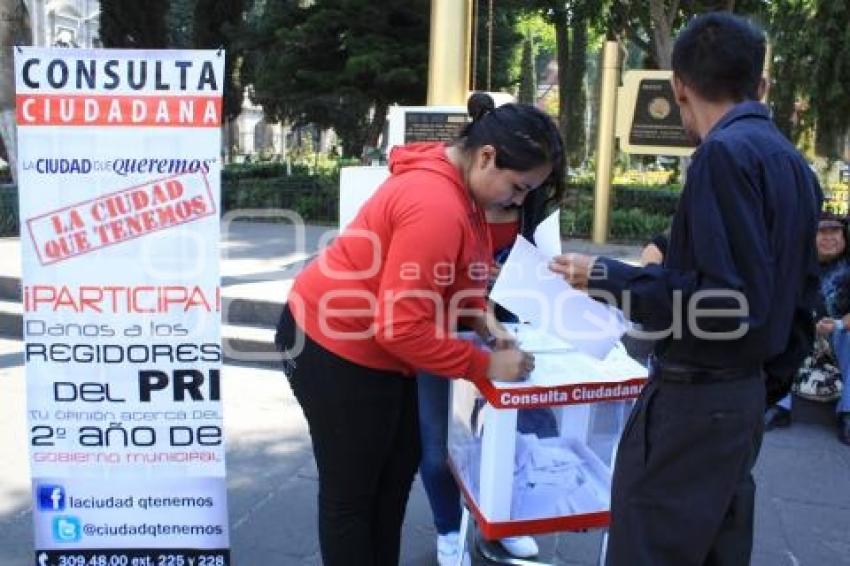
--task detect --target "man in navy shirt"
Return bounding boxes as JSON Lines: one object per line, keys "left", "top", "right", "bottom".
{"left": 551, "top": 13, "right": 821, "bottom": 566}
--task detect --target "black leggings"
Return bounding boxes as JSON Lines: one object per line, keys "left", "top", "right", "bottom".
{"left": 277, "top": 306, "right": 421, "bottom": 566}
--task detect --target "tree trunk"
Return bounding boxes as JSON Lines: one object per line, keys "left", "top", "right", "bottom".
{"left": 771, "top": 61, "right": 798, "bottom": 142}
{"left": 363, "top": 99, "right": 389, "bottom": 162}
{"left": 565, "top": 12, "right": 587, "bottom": 168}
{"left": 518, "top": 37, "right": 536, "bottom": 105}
{"left": 649, "top": 0, "right": 677, "bottom": 69}
{"left": 554, "top": 8, "right": 570, "bottom": 179}
{"left": 0, "top": 0, "right": 31, "bottom": 184}
{"left": 0, "top": 111, "right": 16, "bottom": 179}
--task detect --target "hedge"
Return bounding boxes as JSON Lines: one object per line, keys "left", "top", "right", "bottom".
{"left": 560, "top": 207, "right": 671, "bottom": 242}
{"left": 0, "top": 178, "right": 678, "bottom": 241}
{"left": 0, "top": 185, "right": 18, "bottom": 237}
{"left": 222, "top": 175, "right": 338, "bottom": 223}
{"left": 0, "top": 175, "right": 339, "bottom": 237}
{"left": 566, "top": 183, "right": 681, "bottom": 217}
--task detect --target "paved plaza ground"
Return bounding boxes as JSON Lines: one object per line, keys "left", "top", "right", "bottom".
{"left": 1, "top": 223, "right": 849, "bottom": 565}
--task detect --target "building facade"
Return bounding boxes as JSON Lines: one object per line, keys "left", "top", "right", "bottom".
{"left": 24, "top": 0, "right": 100, "bottom": 48}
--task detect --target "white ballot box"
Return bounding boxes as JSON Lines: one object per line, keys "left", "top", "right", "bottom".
{"left": 448, "top": 326, "right": 648, "bottom": 539}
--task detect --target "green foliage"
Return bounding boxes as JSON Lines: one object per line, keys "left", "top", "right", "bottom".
{"left": 100, "top": 0, "right": 169, "bottom": 48}
{"left": 615, "top": 186, "right": 681, "bottom": 216}
{"left": 510, "top": 2, "right": 602, "bottom": 168}
{"left": 811, "top": 0, "right": 850, "bottom": 159}
{"left": 222, "top": 174, "right": 339, "bottom": 224}
{"left": 607, "top": 0, "right": 763, "bottom": 68}
{"left": 517, "top": 10, "right": 557, "bottom": 80}
{"left": 560, "top": 207, "right": 593, "bottom": 237}
{"left": 609, "top": 207, "right": 671, "bottom": 240}
{"left": 193, "top": 0, "right": 246, "bottom": 121}
{"left": 560, "top": 182, "right": 679, "bottom": 241}
{"left": 758, "top": 1, "right": 814, "bottom": 145}
{"left": 0, "top": 185, "right": 19, "bottom": 237}
{"left": 166, "top": 0, "right": 195, "bottom": 48}
{"left": 474, "top": 0, "right": 524, "bottom": 91}
{"left": 517, "top": 38, "right": 537, "bottom": 104}
{"left": 243, "top": 0, "right": 429, "bottom": 158}
{"left": 566, "top": 5, "right": 588, "bottom": 167}
{"left": 223, "top": 163, "right": 311, "bottom": 181}
{"left": 560, "top": 205, "right": 670, "bottom": 241}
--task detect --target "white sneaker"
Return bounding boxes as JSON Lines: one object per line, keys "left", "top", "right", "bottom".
{"left": 437, "top": 531, "right": 471, "bottom": 566}
{"left": 499, "top": 535, "right": 539, "bottom": 558}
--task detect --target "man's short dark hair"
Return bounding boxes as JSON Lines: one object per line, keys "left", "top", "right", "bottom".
{"left": 671, "top": 12, "right": 766, "bottom": 103}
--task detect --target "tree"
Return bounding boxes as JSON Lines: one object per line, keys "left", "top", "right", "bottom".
{"left": 565, "top": 3, "right": 589, "bottom": 166}
{"left": 764, "top": 0, "right": 815, "bottom": 144}
{"left": 810, "top": 0, "right": 850, "bottom": 159}
{"left": 0, "top": 0, "right": 31, "bottom": 184}
{"left": 517, "top": 37, "right": 537, "bottom": 104}
{"left": 607, "top": 0, "right": 750, "bottom": 69}
{"left": 100, "top": 0, "right": 169, "bottom": 48}
{"left": 193, "top": 0, "right": 246, "bottom": 122}
{"left": 474, "top": 0, "right": 523, "bottom": 92}
{"left": 167, "top": 0, "right": 195, "bottom": 49}
{"left": 243, "top": 0, "right": 430, "bottom": 158}
{"left": 516, "top": 1, "right": 603, "bottom": 171}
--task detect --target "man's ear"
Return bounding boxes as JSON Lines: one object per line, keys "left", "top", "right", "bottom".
{"left": 672, "top": 75, "right": 688, "bottom": 105}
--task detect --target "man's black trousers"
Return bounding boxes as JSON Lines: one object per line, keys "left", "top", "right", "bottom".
{"left": 606, "top": 373, "right": 765, "bottom": 566}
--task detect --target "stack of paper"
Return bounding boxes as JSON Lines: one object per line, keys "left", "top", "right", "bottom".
{"left": 490, "top": 210, "right": 627, "bottom": 360}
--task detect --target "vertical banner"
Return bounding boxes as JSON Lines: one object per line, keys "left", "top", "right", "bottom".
{"left": 15, "top": 48, "right": 230, "bottom": 565}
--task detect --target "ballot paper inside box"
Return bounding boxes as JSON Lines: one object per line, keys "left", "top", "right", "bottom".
{"left": 448, "top": 332, "right": 647, "bottom": 539}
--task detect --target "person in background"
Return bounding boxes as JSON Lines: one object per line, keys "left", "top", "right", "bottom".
{"left": 417, "top": 95, "right": 564, "bottom": 564}
{"left": 276, "top": 92, "right": 563, "bottom": 566}
{"left": 765, "top": 211, "right": 850, "bottom": 445}
{"left": 549, "top": 13, "right": 821, "bottom": 565}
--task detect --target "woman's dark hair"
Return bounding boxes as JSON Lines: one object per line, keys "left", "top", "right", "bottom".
{"left": 457, "top": 92, "right": 565, "bottom": 220}
{"left": 671, "top": 12, "right": 765, "bottom": 103}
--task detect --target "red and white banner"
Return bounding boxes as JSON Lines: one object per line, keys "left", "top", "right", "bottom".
{"left": 16, "top": 47, "right": 229, "bottom": 565}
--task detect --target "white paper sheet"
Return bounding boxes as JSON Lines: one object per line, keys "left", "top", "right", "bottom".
{"left": 490, "top": 236, "right": 626, "bottom": 359}
{"left": 532, "top": 209, "right": 562, "bottom": 258}
{"left": 599, "top": 342, "right": 648, "bottom": 379}
{"left": 511, "top": 324, "right": 575, "bottom": 353}
{"left": 528, "top": 351, "right": 609, "bottom": 386}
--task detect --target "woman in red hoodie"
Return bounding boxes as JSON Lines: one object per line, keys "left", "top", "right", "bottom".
{"left": 276, "top": 93, "right": 563, "bottom": 566}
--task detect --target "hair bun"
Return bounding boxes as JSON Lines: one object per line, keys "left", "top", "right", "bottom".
{"left": 467, "top": 92, "right": 495, "bottom": 122}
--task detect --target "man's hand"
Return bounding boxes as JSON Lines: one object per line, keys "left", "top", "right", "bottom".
{"left": 640, "top": 243, "right": 664, "bottom": 266}
{"left": 816, "top": 318, "right": 836, "bottom": 337}
{"left": 549, "top": 253, "right": 597, "bottom": 290}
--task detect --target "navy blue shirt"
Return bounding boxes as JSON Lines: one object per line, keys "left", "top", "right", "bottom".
{"left": 590, "top": 101, "right": 822, "bottom": 371}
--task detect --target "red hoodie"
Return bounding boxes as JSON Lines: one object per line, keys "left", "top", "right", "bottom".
{"left": 288, "top": 142, "right": 492, "bottom": 382}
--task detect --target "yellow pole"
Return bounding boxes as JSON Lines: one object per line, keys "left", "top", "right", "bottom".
{"left": 592, "top": 41, "right": 621, "bottom": 244}
{"left": 427, "top": 0, "right": 473, "bottom": 106}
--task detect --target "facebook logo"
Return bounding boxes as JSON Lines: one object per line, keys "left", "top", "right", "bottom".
{"left": 52, "top": 516, "right": 81, "bottom": 542}
{"left": 37, "top": 485, "right": 65, "bottom": 511}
